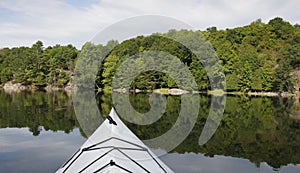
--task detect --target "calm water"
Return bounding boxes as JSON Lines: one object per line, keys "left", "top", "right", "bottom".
{"left": 0, "top": 90, "right": 300, "bottom": 173}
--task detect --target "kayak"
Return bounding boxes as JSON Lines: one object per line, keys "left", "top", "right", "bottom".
{"left": 56, "top": 108, "right": 173, "bottom": 173}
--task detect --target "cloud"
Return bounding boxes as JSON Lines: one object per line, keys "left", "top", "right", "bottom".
{"left": 0, "top": 0, "right": 100, "bottom": 48}
{"left": 0, "top": 0, "right": 299, "bottom": 48}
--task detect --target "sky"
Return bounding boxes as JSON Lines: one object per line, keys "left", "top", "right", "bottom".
{"left": 0, "top": 0, "right": 299, "bottom": 49}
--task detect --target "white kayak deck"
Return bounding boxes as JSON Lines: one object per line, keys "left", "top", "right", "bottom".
{"left": 56, "top": 108, "right": 173, "bottom": 173}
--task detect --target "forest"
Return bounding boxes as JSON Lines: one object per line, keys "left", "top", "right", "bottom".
{"left": 0, "top": 17, "right": 299, "bottom": 93}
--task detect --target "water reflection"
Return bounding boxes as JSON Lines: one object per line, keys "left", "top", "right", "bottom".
{"left": 161, "top": 153, "right": 300, "bottom": 173}
{"left": 0, "top": 90, "right": 300, "bottom": 172}
{"left": 0, "top": 91, "right": 79, "bottom": 136}
{"left": 0, "top": 127, "right": 85, "bottom": 173}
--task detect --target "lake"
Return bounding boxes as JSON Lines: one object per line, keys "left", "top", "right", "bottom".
{"left": 0, "top": 90, "right": 300, "bottom": 173}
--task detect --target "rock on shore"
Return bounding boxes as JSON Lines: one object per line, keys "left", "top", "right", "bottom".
{"left": 3, "top": 81, "right": 27, "bottom": 93}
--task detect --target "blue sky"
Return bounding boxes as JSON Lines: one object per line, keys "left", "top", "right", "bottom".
{"left": 0, "top": 0, "right": 299, "bottom": 48}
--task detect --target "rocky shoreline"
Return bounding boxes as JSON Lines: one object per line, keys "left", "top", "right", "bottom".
{"left": 1, "top": 81, "right": 72, "bottom": 94}
{"left": 1, "top": 81, "right": 299, "bottom": 97}
{"left": 3, "top": 81, "right": 28, "bottom": 92}
{"left": 226, "top": 91, "right": 299, "bottom": 97}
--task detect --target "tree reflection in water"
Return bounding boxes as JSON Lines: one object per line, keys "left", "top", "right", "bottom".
{"left": 0, "top": 90, "right": 300, "bottom": 170}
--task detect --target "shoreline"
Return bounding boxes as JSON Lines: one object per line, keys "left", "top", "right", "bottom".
{"left": 0, "top": 82, "right": 299, "bottom": 97}
{"left": 225, "top": 91, "right": 299, "bottom": 97}
{"left": 1, "top": 81, "right": 72, "bottom": 95}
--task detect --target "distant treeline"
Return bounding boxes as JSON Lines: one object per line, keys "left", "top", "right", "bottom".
{"left": 0, "top": 41, "right": 78, "bottom": 87}
{"left": 0, "top": 17, "right": 299, "bottom": 92}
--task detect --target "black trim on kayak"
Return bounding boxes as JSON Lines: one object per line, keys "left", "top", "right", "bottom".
{"left": 107, "top": 116, "right": 117, "bottom": 125}
{"left": 116, "top": 148, "right": 150, "bottom": 173}
{"left": 112, "top": 161, "right": 133, "bottom": 173}
{"left": 93, "top": 160, "right": 133, "bottom": 173}
{"left": 61, "top": 137, "right": 168, "bottom": 173}
{"left": 93, "top": 162, "right": 110, "bottom": 173}
{"left": 78, "top": 146, "right": 150, "bottom": 172}
{"left": 63, "top": 150, "right": 84, "bottom": 173}
{"left": 87, "top": 137, "right": 146, "bottom": 151}
{"left": 89, "top": 146, "right": 147, "bottom": 152}
{"left": 146, "top": 150, "right": 167, "bottom": 173}
{"left": 61, "top": 149, "right": 80, "bottom": 168}
{"left": 79, "top": 148, "right": 114, "bottom": 173}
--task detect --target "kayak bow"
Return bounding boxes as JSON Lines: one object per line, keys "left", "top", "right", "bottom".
{"left": 56, "top": 108, "right": 173, "bottom": 173}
